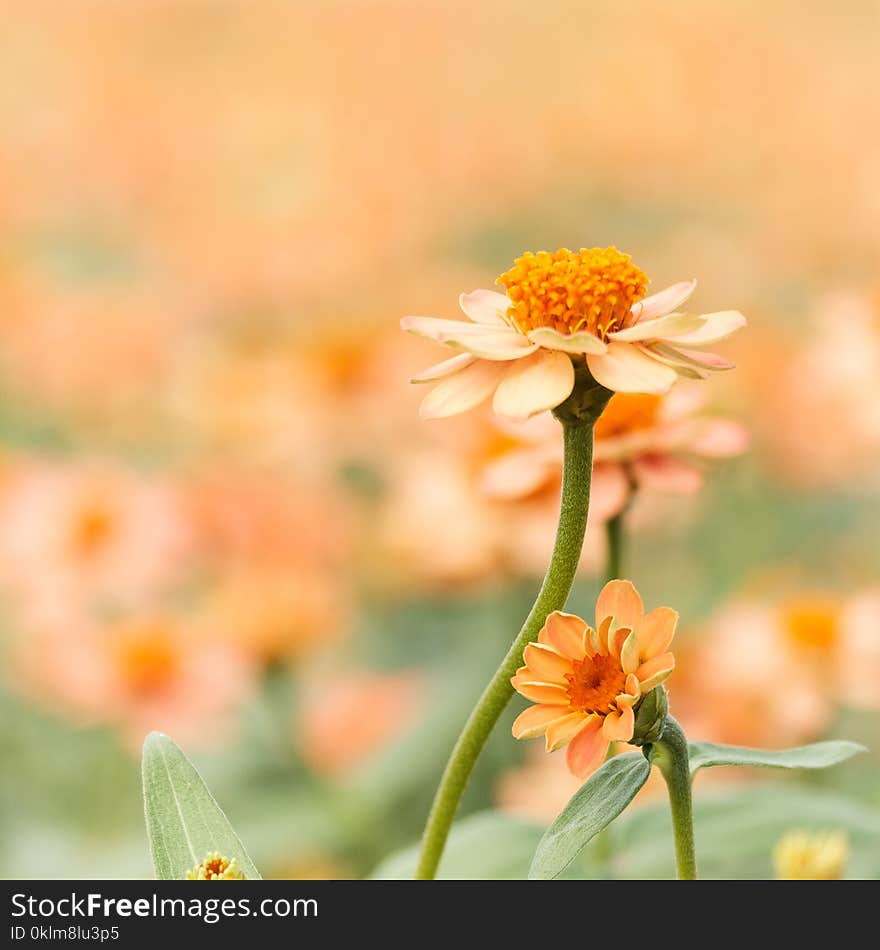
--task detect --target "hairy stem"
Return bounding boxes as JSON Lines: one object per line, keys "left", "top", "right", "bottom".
{"left": 414, "top": 420, "right": 597, "bottom": 879}
{"left": 653, "top": 716, "right": 698, "bottom": 880}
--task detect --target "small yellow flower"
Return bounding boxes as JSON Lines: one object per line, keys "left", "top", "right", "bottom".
{"left": 511, "top": 580, "right": 676, "bottom": 778}
{"left": 186, "top": 852, "right": 246, "bottom": 880}
{"left": 773, "top": 831, "right": 849, "bottom": 880}
{"left": 401, "top": 247, "right": 745, "bottom": 420}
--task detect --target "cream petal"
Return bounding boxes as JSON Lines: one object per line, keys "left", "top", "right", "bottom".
{"left": 636, "top": 606, "right": 678, "bottom": 660}
{"left": 608, "top": 312, "right": 706, "bottom": 343}
{"left": 545, "top": 712, "right": 591, "bottom": 752}
{"left": 650, "top": 342, "right": 735, "bottom": 371}
{"left": 667, "top": 310, "right": 746, "bottom": 346}
{"left": 526, "top": 327, "right": 608, "bottom": 355}
{"left": 459, "top": 289, "right": 514, "bottom": 326}
{"left": 418, "top": 360, "right": 506, "bottom": 419}
{"left": 602, "top": 705, "right": 635, "bottom": 742}
{"left": 586, "top": 343, "right": 678, "bottom": 394}
{"left": 565, "top": 716, "right": 609, "bottom": 779}
{"left": 522, "top": 642, "right": 572, "bottom": 684}
{"left": 636, "top": 652, "right": 675, "bottom": 692}
{"left": 630, "top": 280, "right": 697, "bottom": 322}
{"left": 401, "top": 316, "right": 536, "bottom": 360}
{"left": 596, "top": 580, "right": 644, "bottom": 632}
{"left": 511, "top": 703, "right": 571, "bottom": 739}
{"left": 492, "top": 349, "right": 575, "bottom": 420}
{"left": 410, "top": 352, "right": 477, "bottom": 383}
{"left": 541, "top": 611, "right": 588, "bottom": 660}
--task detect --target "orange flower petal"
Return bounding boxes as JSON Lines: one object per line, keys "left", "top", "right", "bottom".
{"left": 511, "top": 679, "right": 570, "bottom": 705}
{"left": 565, "top": 716, "right": 609, "bottom": 779}
{"left": 636, "top": 606, "right": 678, "bottom": 660}
{"left": 620, "top": 627, "right": 640, "bottom": 674}
{"left": 522, "top": 642, "right": 572, "bottom": 684}
{"left": 545, "top": 712, "right": 590, "bottom": 751}
{"left": 608, "top": 624, "right": 632, "bottom": 662}
{"left": 602, "top": 705, "right": 635, "bottom": 742}
{"left": 541, "top": 611, "right": 588, "bottom": 660}
{"left": 636, "top": 652, "right": 675, "bottom": 692}
{"left": 511, "top": 703, "right": 571, "bottom": 739}
{"left": 596, "top": 580, "right": 644, "bottom": 632}
{"left": 591, "top": 615, "right": 613, "bottom": 656}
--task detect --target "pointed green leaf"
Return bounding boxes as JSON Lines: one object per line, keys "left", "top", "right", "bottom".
{"left": 688, "top": 739, "right": 866, "bottom": 778}
{"left": 528, "top": 750, "right": 653, "bottom": 880}
{"left": 141, "top": 732, "right": 261, "bottom": 880}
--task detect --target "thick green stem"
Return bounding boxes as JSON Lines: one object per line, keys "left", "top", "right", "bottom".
{"left": 653, "top": 716, "right": 698, "bottom": 880}
{"left": 414, "top": 420, "right": 597, "bottom": 879}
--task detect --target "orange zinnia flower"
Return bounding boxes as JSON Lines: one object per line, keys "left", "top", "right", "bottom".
{"left": 511, "top": 580, "right": 676, "bottom": 778}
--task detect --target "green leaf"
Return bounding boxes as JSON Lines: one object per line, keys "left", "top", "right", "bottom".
{"left": 370, "top": 811, "right": 544, "bottom": 880}
{"left": 141, "top": 732, "right": 261, "bottom": 880}
{"left": 528, "top": 751, "right": 653, "bottom": 880}
{"left": 688, "top": 740, "right": 866, "bottom": 778}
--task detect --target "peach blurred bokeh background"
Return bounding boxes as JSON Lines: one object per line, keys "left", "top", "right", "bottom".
{"left": 0, "top": 1, "right": 878, "bottom": 879}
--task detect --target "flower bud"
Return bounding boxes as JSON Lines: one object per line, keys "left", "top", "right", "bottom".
{"left": 630, "top": 685, "right": 668, "bottom": 746}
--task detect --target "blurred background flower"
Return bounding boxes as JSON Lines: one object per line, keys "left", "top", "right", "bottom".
{"left": 0, "top": 0, "right": 877, "bottom": 880}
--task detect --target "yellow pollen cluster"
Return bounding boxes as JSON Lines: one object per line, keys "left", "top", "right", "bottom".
{"left": 497, "top": 247, "right": 648, "bottom": 338}
{"left": 594, "top": 393, "right": 664, "bottom": 440}
{"left": 565, "top": 654, "right": 627, "bottom": 714}
{"left": 186, "top": 852, "right": 246, "bottom": 880}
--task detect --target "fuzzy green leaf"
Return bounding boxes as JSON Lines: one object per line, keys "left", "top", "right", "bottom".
{"left": 528, "top": 751, "right": 652, "bottom": 880}
{"left": 141, "top": 732, "right": 261, "bottom": 880}
{"left": 688, "top": 740, "right": 866, "bottom": 778}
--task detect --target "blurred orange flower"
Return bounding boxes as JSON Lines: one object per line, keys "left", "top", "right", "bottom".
{"left": 0, "top": 459, "right": 193, "bottom": 609}
{"left": 482, "top": 385, "right": 748, "bottom": 519}
{"left": 674, "top": 590, "right": 880, "bottom": 747}
{"left": 298, "top": 670, "right": 424, "bottom": 777}
{"left": 511, "top": 580, "right": 676, "bottom": 778}
{"left": 8, "top": 611, "right": 255, "bottom": 749}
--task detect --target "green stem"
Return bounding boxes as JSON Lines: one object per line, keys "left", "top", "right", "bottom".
{"left": 592, "top": 509, "right": 627, "bottom": 874}
{"left": 414, "top": 419, "right": 597, "bottom": 879}
{"left": 653, "top": 716, "right": 698, "bottom": 880}
{"left": 604, "top": 510, "right": 625, "bottom": 582}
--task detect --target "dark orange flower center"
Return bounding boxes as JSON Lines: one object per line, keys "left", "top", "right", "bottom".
{"left": 565, "top": 653, "right": 627, "bottom": 714}
{"left": 783, "top": 599, "right": 840, "bottom": 650}
{"left": 69, "top": 504, "right": 115, "bottom": 557}
{"left": 497, "top": 247, "right": 648, "bottom": 337}
{"left": 116, "top": 625, "right": 180, "bottom": 694}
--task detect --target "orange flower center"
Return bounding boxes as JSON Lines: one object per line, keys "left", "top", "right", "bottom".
{"left": 565, "top": 653, "right": 627, "bottom": 714}
{"left": 782, "top": 599, "right": 840, "bottom": 650}
{"left": 594, "top": 393, "right": 664, "bottom": 440}
{"left": 497, "top": 247, "right": 648, "bottom": 337}
{"left": 116, "top": 625, "right": 180, "bottom": 694}
{"left": 69, "top": 504, "right": 115, "bottom": 557}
